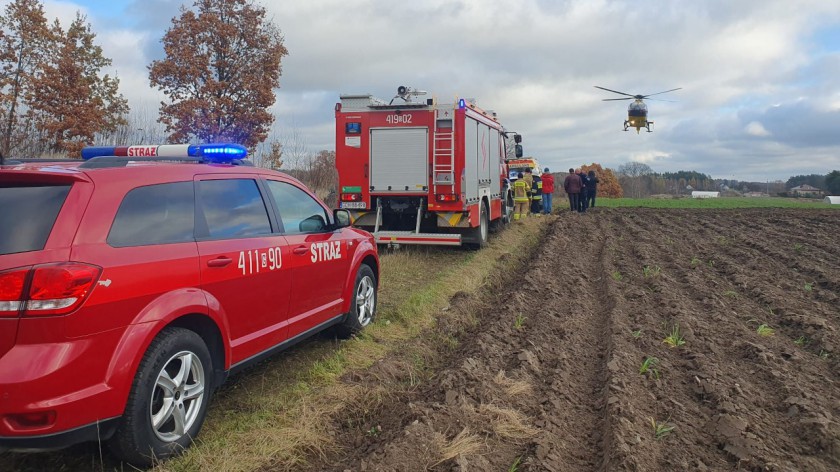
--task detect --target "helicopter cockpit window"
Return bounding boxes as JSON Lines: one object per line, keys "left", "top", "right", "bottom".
{"left": 628, "top": 102, "right": 648, "bottom": 112}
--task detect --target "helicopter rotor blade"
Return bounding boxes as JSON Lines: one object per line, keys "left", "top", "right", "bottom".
{"left": 602, "top": 98, "right": 634, "bottom": 101}
{"left": 594, "top": 86, "right": 636, "bottom": 98}
{"left": 645, "top": 98, "right": 678, "bottom": 102}
{"left": 641, "top": 87, "right": 682, "bottom": 98}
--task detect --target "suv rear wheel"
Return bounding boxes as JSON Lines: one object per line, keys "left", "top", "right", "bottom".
{"left": 109, "top": 327, "right": 213, "bottom": 467}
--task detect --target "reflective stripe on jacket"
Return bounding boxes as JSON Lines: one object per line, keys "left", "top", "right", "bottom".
{"left": 513, "top": 179, "right": 530, "bottom": 202}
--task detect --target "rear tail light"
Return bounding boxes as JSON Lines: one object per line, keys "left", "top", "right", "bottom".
{"left": 341, "top": 193, "right": 362, "bottom": 202}
{"left": 0, "top": 269, "right": 27, "bottom": 316}
{"left": 0, "top": 263, "right": 101, "bottom": 317}
{"left": 436, "top": 194, "right": 459, "bottom": 203}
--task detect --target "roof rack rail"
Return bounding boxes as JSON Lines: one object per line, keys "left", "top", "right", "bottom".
{"left": 78, "top": 156, "right": 254, "bottom": 169}
{"left": 3, "top": 158, "right": 82, "bottom": 164}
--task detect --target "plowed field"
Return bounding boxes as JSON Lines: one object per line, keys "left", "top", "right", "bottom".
{"left": 312, "top": 208, "right": 840, "bottom": 471}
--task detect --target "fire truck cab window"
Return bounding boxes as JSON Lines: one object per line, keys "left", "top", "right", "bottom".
{"left": 265, "top": 180, "right": 329, "bottom": 234}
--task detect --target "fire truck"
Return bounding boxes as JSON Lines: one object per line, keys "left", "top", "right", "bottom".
{"left": 335, "top": 86, "right": 522, "bottom": 247}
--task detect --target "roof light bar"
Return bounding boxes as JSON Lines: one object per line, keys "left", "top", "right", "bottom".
{"left": 80, "top": 143, "right": 248, "bottom": 162}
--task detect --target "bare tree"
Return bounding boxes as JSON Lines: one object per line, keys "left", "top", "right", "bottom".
{"left": 617, "top": 161, "right": 653, "bottom": 198}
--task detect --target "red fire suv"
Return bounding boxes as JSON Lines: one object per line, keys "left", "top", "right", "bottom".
{"left": 0, "top": 144, "right": 379, "bottom": 466}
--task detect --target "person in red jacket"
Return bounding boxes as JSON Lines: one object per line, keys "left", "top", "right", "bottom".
{"left": 563, "top": 168, "right": 582, "bottom": 212}
{"left": 540, "top": 167, "right": 555, "bottom": 214}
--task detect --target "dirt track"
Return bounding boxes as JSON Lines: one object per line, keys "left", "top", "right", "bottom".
{"left": 312, "top": 208, "right": 840, "bottom": 471}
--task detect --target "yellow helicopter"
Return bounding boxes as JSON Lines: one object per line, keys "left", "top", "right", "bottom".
{"left": 595, "top": 86, "right": 681, "bottom": 133}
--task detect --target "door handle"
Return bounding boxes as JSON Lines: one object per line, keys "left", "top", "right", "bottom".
{"left": 207, "top": 257, "right": 232, "bottom": 267}
{"left": 293, "top": 246, "right": 309, "bottom": 255}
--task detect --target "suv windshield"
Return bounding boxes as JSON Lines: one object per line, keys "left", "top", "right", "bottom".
{"left": 0, "top": 184, "right": 72, "bottom": 255}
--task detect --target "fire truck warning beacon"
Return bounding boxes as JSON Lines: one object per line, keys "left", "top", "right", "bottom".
{"left": 335, "top": 86, "right": 523, "bottom": 248}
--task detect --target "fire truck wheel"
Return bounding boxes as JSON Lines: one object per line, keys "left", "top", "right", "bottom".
{"left": 335, "top": 264, "right": 378, "bottom": 338}
{"left": 492, "top": 192, "right": 513, "bottom": 232}
{"left": 467, "top": 202, "right": 489, "bottom": 249}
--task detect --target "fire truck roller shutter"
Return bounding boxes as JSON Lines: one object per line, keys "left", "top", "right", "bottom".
{"left": 464, "top": 119, "right": 479, "bottom": 203}
{"left": 370, "top": 128, "right": 428, "bottom": 193}
{"left": 489, "top": 127, "right": 500, "bottom": 190}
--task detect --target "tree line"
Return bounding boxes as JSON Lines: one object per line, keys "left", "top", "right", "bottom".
{"left": 0, "top": 0, "right": 127, "bottom": 159}
{"left": 784, "top": 173, "right": 840, "bottom": 195}
{"left": 614, "top": 162, "right": 840, "bottom": 198}
{"left": 1, "top": 0, "right": 291, "bottom": 165}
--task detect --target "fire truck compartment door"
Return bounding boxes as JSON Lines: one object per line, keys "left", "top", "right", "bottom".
{"left": 370, "top": 128, "right": 428, "bottom": 193}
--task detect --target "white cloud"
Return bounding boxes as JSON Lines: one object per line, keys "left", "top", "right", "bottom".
{"left": 745, "top": 121, "right": 771, "bottom": 137}
{"left": 3, "top": 0, "right": 839, "bottom": 179}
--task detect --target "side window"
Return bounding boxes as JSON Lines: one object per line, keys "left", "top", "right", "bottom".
{"left": 265, "top": 180, "right": 329, "bottom": 234}
{"left": 108, "top": 182, "right": 195, "bottom": 247}
{"left": 198, "top": 179, "right": 271, "bottom": 239}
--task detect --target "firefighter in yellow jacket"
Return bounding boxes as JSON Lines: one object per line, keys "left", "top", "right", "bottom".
{"left": 522, "top": 168, "right": 535, "bottom": 216}
{"left": 512, "top": 172, "right": 531, "bottom": 221}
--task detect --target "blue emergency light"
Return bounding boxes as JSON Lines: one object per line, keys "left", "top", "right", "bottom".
{"left": 80, "top": 143, "right": 248, "bottom": 163}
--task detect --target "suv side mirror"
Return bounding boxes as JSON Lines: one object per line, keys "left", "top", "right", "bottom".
{"left": 300, "top": 215, "right": 327, "bottom": 233}
{"left": 333, "top": 209, "right": 352, "bottom": 229}
{"left": 515, "top": 144, "right": 523, "bottom": 158}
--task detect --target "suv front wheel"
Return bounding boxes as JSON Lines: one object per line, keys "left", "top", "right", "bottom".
{"left": 109, "top": 327, "right": 213, "bottom": 467}
{"left": 335, "top": 264, "right": 377, "bottom": 338}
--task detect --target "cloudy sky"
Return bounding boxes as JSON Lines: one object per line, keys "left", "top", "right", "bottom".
{"left": 9, "top": 0, "right": 840, "bottom": 181}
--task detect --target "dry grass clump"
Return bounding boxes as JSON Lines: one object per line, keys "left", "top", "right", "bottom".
{"left": 493, "top": 370, "right": 534, "bottom": 397}
{"left": 432, "top": 427, "right": 484, "bottom": 467}
{"left": 478, "top": 404, "right": 539, "bottom": 440}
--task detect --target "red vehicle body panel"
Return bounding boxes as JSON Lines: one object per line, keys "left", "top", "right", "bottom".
{"left": 0, "top": 160, "right": 378, "bottom": 445}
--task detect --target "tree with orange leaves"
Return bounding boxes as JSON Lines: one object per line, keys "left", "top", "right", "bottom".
{"left": 149, "top": 0, "right": 288, "bottom": 150}
{"left": 581, "top": 163, "right": 623, "bottom": 198}
{"left": 28, "top": 13, "right": 128, "bottom": 156}
{"left": 0, "top": 0, "right": 51, "bottom": 159}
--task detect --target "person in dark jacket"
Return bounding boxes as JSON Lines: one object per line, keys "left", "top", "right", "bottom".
{"left": 563, "top": 168, "right": 582, "bottom": 212}
{"left": 577, "top": 168, "right": 590, "bottom": 212}
{"left": 540, "top": 167, "right": 555, "bottom": 214}
{"left": 586, "top": 170, "right": 599, "bottom": 208}
{"left": 530, "top": 172, "right": 543, "bottom": 216}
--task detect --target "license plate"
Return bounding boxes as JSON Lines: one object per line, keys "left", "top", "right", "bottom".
{"left": 340, "top": 202, "right": 366, "bottom": 209}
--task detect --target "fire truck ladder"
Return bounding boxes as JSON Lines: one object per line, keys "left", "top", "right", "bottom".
{"left": 432, "top": 126, "right": 455, "bottom": 195}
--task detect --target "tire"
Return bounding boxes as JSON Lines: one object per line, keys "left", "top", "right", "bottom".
{"left": 492, "top": 191, "right": 513, "bottom": 232}
{"left": 467, "top": 202, "right": 489, "bottom": 249}
{"left": 109, "top": 327, "right": 213, "bottom": 467}
{"left": 335, "top": 264, "right": 377, "bottom": 338}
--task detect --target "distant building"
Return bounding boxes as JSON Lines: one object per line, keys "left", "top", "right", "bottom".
{"left": 692, "top": 191, "right": 720, "bottom": 198}
{"left": 790, "top": 184, "right": 823, "bottom": 197}
{"left": 825, "top": 196, "right": 840, "bottom": 205}
{"left": 744, "top": 192, "right": 768, "bottom": 198}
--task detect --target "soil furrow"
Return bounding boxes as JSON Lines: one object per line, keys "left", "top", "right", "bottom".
{"left": 305, "top": 208, "right": 840, "bottom": 472}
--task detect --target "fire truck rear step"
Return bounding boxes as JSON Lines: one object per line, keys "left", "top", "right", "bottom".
{"left": 373, "top": 231, "right": 462, "bottom": 246}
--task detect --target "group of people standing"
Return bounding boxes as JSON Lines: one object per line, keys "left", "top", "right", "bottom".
{"left": 511, "top": 167, "right": 556, "bottom": 220}
{"left": 563, "top": 168, "right": 599, "bottom": 213}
